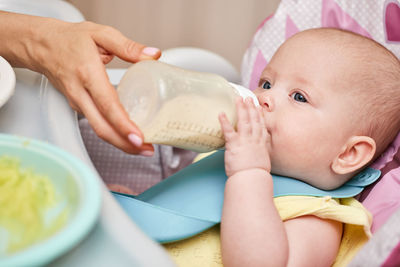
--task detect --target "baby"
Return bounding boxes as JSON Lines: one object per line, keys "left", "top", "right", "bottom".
{"left": 218, "top": 28, "right": 400, "bottom": 266}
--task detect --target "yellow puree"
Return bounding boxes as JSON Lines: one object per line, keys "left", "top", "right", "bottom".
{"left": 0, "top": 156, "right": 68, "bottom": 254}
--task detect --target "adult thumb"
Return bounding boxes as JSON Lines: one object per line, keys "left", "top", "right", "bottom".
{"left": 92, "top": 26, "right": 161, "bottom": 62}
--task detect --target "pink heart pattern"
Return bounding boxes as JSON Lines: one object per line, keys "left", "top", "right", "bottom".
{"left": 285, "top": 15, "right": 300, "bottom": 40}
{"left": 321, "top": 0, "right": 372, "bottom": 38}
{"left": 249, "top": 50, "right": 268, "bottom": 90}
{"left": 385, "top": 1, "right": 400, "bottom": 43}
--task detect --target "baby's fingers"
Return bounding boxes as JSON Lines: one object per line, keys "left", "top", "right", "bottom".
{"left": 219, "top": 112, "right": 236, "bottom": 141}
{"left": 245, "top": 98, "right": 264, "bottom": 139}
{"left": 257, "top": 105, "right": 270, "bottom": 140}
{"left": 245, "top": 97, "right": 260, "bottom": 123}
{"left": 236, "top": 98, "right": 251, "bottom": 135}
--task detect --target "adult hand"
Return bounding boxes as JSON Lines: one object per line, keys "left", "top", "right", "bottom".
{"left": 0, "top": 11, "right": 159, "bottom": 155}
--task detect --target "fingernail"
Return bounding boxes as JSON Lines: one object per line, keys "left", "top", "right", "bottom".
{"left": 140, "top": 150, "right": 154, "bottom": 157}
{"left": 142, "top": 47, "right": 160, "bottom": 57}
{"left": 128, "top": 133, "right": 143, "bottom": 147}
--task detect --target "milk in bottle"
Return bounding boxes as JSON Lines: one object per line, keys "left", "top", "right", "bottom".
{"left": 117, "top": 60, "right": 258, "bottom": 152}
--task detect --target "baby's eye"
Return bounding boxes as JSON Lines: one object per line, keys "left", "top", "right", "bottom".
{"left": 261, "top": 80, "right": 272, "bottom": 90}
{"left": 291, "top": 92, "right": 307, "bottom": 103}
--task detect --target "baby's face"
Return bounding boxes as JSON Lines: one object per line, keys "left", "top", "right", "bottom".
{"left": 254, "top": 34, "right": 361, "bottom": 186}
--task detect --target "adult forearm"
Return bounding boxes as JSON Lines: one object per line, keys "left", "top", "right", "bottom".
{"left": 221, "top": 169, "right": 289, "bottom": 267}
{"left": 0, "top": 11, "right": 55, "bottom": 71}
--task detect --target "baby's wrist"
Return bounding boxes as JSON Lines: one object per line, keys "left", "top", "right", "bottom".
{"left": 227, "top": 168, "right": 273, "bottom": 194}
{"left": 228, "top": 167, "right": 271, "bottom": 179}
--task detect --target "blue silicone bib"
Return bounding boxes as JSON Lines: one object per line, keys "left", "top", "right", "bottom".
{"left": 113, "top": 150, "right": 380, "bottom": 243}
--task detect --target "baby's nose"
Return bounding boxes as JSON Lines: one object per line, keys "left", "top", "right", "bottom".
{"left": 258, "top": 94, "right": 274, "bottom": 112}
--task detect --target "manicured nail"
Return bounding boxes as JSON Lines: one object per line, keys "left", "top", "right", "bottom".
{"left": 128, "top": 133, "right": 143, "bottom": 147}
{"left": 142, "top": 47, "right": 160, "bottom": 57}
{"left": 140, "top": 150, "right": 154, "bottom": 157}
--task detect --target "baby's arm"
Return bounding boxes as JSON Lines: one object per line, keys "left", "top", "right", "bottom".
{"left": 218, "top": 98, "right": 342, "bottom": 267}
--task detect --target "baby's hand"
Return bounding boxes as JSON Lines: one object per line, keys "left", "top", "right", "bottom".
{"left": 219, "top": 98, "right": 271, "bottom": 177}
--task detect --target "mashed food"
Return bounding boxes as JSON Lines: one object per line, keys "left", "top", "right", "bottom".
{"left": 0, "top": 156, "right": 68, "bottom": 254}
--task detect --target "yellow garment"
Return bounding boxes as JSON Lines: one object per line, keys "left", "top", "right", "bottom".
{"left": 164, "top": 195, "right": 372, "bottom": 267}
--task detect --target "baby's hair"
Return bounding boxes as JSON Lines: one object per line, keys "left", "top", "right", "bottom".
{"left": 300, "top": 28, "right": 400, "bottom": 158}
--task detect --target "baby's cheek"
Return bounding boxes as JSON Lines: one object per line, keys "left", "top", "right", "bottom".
{"left": 276, "top": 125, "right": 332, "bottom": 167}
{"left": 270, "top": 127, "right": 309, "bottom": 163}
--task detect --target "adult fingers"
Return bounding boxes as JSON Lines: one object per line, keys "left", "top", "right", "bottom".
{"left": 68, "top": 79, "right": 154, "bottom": 154}
{"left": 98, "top": 46, "right": 114, "bottom": 64}
{"left": 82, "top": 93, "right": 154, "bottom": 154}
{"left": 46, "top": 75, "right": 83, "bottom": 114}
{"left": 81, "top": 61, "right": 140, "bottom": 135}
{"left": 92, "top": 25, "right": 161, "bottom": 62}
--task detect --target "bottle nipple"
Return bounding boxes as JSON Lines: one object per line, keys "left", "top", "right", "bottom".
{"left": 229, "top": 82, "right": 259, "bottom": 106}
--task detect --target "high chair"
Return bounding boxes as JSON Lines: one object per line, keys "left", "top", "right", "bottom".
{"left": 1, "top": 0, "right": 400, "bottom": 266}
{"left": 90, "top": 0, "right": 400, "bottom": 265}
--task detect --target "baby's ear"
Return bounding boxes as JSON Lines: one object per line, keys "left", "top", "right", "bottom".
{"left": 331, "top": 136, "right": 376, "bottom": 175}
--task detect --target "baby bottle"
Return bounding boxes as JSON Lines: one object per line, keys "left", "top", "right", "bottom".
{"left": 117, "top": 60, "right": 258, "bottom": 152}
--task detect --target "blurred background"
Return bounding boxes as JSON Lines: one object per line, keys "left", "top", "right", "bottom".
{"left": 67, "top": 0, "right": 280, "bottom": 71}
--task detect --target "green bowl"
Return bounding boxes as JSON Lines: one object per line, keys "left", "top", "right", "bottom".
{"left": 0, "top": 134, "right": 101, "bottom": 266}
